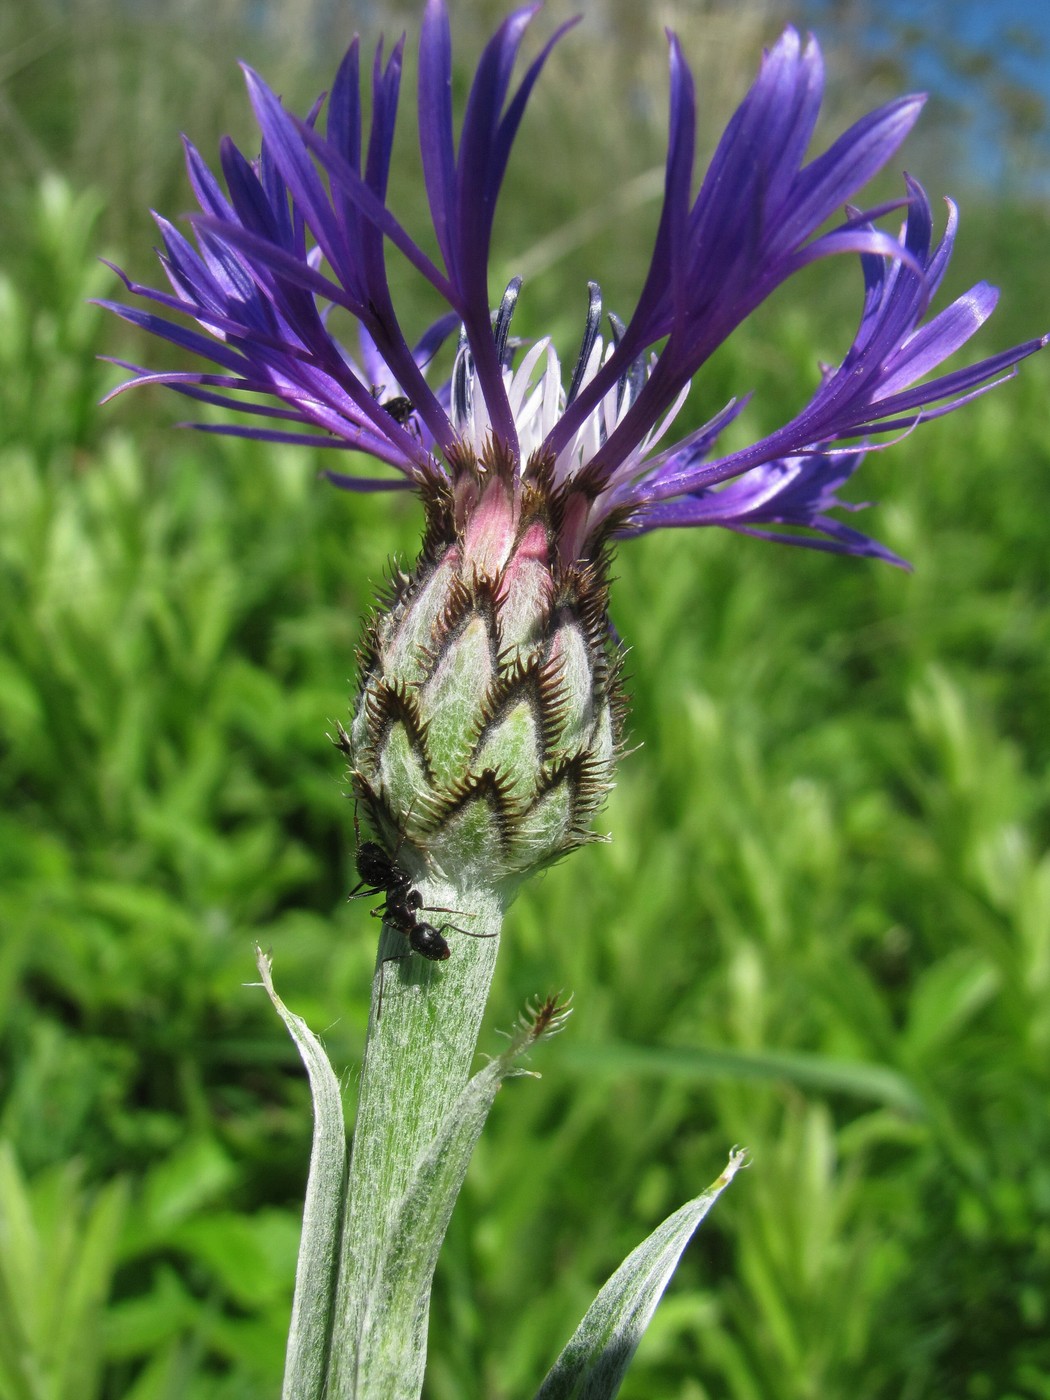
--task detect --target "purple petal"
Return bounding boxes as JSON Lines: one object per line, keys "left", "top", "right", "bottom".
{"left": 327, "top": 39, "right": 363, "bottom": 175}
{"left": 182, "top": 137, "right": 235, "bottom": 220}
{"left": 874, "top": 283, "right": 999, "bottom": 394}
{"left": 782, "top": 94, "right": 924, "bottom": 245}
{"left": 418, "top": 0, "right": 458, "bottom": 276}
{"left": 243, "top": 67, "right": 355, "bottom": 289}
{"left": 190, "top": 213, "right": 364, "bottom": 317}
{"left": 622, "top": 450, "right": 908, "bottom": 566}
{"left": 323, "top": 468, "right": 420, "bottom": 492}
{"left": 547, "top": 28, "right": 696, "bottom": 460}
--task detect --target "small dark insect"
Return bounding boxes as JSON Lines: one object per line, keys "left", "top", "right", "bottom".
{"left": 370, "top": 385, "right": 416, "bottom": 426}
{"left": 350, "top": 807, "right": 495, "bottom": 1017}
{"left": 348, "top": 834, "right": 404, "bottom": 902}
{"left": 381, "top": 394, "right": 415, "bottom": 425}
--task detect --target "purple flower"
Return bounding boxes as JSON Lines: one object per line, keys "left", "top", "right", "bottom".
{"left": 102, "top": 1, "right": 1046, "bottom": 567}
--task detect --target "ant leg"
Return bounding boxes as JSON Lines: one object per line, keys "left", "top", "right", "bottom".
{"left": 348, "top": 800, "right": 365, "bottom": 899}
{"left": 438, "top": 922, "right": 499, "bottom": 940}
{"left": 376, "top": 952, "right": 411, "bottom": 1021}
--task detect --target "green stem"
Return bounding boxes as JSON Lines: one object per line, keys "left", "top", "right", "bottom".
{"left": 325, "top": 878, "right": 504, "bottom": 1400}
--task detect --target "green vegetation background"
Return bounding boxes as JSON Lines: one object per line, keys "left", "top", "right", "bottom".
{"left": 2, "top": 2, "right": 1049, "bottom": 1397}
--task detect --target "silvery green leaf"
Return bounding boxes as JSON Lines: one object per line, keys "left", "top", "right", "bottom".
{"left": 560, "top": 1040, "right": 922, "bottom": 1115}
{"left": 255, "top": 949, "right": 348, "bottom": 1400}
{"left": 534, "top": 1150, "right": 748, "bottom": 1400}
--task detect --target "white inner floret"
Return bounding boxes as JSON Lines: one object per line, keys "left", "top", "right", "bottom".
{"left": 451, "top": 336, "right": 690, "bottom": 490}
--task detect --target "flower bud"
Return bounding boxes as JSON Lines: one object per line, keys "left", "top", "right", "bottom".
{"left": 348, "top": 448, "right": 623, "bottom": 894}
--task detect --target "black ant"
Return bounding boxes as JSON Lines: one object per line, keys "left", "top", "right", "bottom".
{"left": 349, "top": 806, "right": 495, "bottom": 1017}
{"left": 381, "top": 395, "right": 415, "bottom": 425}
{"left": 369, "top": 385, "right": 416, "bottom": 426}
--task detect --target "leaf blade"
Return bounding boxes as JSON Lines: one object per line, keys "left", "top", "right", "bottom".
{"left": 534, "top": 1150, "right": 748, "bottom": 1400}
{"left": 255, "top": 949, "right": 348, "bottom": 1400}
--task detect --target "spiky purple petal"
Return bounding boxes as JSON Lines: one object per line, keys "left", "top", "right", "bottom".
{"left": 623, "top": 450, "right": 908, "bottom": 567}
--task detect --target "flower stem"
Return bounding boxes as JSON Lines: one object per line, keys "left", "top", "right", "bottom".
{"left": 325, "top": 879, "right": 504, "bottom": 1400}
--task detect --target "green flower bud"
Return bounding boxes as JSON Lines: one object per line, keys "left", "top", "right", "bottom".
{"left": 347, "top": 447, "right": 624, "bottom": 897}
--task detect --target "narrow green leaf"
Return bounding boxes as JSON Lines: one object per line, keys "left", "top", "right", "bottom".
{"left": 0, "top": 1142, "right": 127, "bottom": 1400}
{"left": 534, "top": 1150, "right": 748, "bottom": 1400}
{"left": 53, "top": 1172, "right": 128, "bottom": 1398}
{"left": 561, "top": 1040, "right": 924, "bottom": 1116}
{"left": 0, "top": 1145, "right": 39, "bottom": 1400}
{"left": 255, "top": 949, "right": 348, "bottom": 1400}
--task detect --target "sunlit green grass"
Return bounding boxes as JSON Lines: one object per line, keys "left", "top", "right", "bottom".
{"left": 2, "top": 75, "right": 1050, "bottom": 1400}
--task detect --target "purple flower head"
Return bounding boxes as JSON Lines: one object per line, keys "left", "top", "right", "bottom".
{"left": 102, "top": 2, "right": 1047, "bottom": 567}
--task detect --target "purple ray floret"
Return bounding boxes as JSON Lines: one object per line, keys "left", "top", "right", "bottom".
{"left": 624, "top": 450, "right": 908, "bottom": 568}
{"left": 101, "top": 1, "right": 1047, "bottom": 566}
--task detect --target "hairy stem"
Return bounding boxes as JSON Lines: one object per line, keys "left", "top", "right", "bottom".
{"left": 325, "top": 878, "right": 504, "bottom": 1400}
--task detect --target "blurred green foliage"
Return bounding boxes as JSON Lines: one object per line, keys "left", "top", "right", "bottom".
{"left": 2, "top": 2, "right": 1050, "bottom": 1397}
